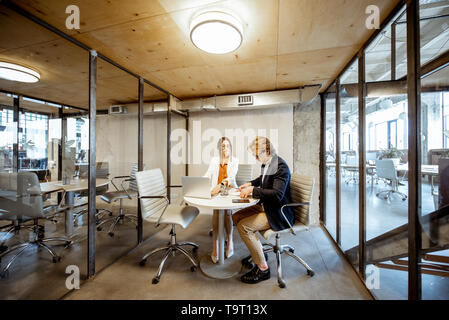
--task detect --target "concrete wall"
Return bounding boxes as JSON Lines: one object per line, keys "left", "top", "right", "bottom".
{"left": 293, "top": 95, "right": 321, "bottom": 226}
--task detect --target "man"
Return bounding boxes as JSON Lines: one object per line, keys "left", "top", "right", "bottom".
{"left": 233, "top": 136, "right": 294, "bottom": 284}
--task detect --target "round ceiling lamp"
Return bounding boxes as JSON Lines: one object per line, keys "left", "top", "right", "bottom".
{"left": 190, "top": 11, "right": 243, "bottom": 54}
{"left": 0, "top": 62, "right": 40, "bottom": 83}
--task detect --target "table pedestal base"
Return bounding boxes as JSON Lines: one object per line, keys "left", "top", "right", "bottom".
{"left": 199, "top": 255, "right": 242, "bottom": 279}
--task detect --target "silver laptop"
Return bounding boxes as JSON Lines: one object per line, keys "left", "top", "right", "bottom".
{"left": 182, "top": 176, "right": 211, "bottom": 199}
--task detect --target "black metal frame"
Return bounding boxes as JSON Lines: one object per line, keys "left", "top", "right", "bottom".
{"left": 319, "top": 0, "right": 449, "bottom": 300}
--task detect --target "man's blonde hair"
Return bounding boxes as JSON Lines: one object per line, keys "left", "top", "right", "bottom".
{"left": 249, "top": 136, "right": 276, "bottom": 156}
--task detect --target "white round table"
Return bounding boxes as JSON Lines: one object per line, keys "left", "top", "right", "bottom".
{"left": 184, "top": 190, "right": 259, "bottom": 279}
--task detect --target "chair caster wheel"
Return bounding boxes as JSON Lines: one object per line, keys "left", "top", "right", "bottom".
{"left": 139, "top": 259, "right": 147, "bottom": 266}
{"left": 64, "top": 241, "right": 72, "bottom": 249}
{"left": 108, "top": 232, "right": 114, "bottom": 237}
{"left": 209, "top": 230, "right": 213, "bottom": 237}
{"left": 0, "top": 245, "right": 8, "bottom": 254}
{"left": 152, "top": 277, "right": 160, "bottom": 284}
{"left": 190, "top": 266, "right": 197, "bottom": 272}
{"left": 109, "top": 212, "right": 113, "bottom": 216}
{"left": 307, "top": 270, "right": 315, "bottom": 277}
{"left": 97, "top": 227, "right": 102, "bottom": 231}
{"left": 53, "top": 256, "right": 61, "bottom": 263}
{"left": 288, "top": 248, "right": 295, "bottom": 253}
{"left": 278, "top": 282, "right": 286, "bottom": 289}
{"left": 0, "top": 270, "right": 9, "bottom": 279}
{"left": 192, "top": 247, "right": 198, "bottom": 253}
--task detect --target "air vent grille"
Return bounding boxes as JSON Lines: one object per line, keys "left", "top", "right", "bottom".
{"left": 238, "top": 95, "right": 253, "bottom": 106}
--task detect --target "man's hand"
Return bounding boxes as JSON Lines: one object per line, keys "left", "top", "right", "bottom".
{"left": 238, "top": 183, "right": 251, "bottom": 192}
{"left": 240, "top": 186, "right": 254, "bottom": 199}
{"left": 211, "top": 184, "right": 221, "bottom": 196}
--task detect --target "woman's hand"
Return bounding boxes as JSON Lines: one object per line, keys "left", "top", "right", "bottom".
{"left": 238, "top": 183, "right": 251, "bottom": 191}
{"left": 211, "top": 184, "right": 221, "bottom": 196}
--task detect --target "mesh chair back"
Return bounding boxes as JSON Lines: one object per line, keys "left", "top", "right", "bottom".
{"left": 289, "top": 174, "right": 314, "bottom": 226}
{"left": 96, "top": 162, "right": 109, "bottom": 178}
{"left": 135, "top": 169, "right": 167, "bottom": 220}
{"left": 235, "top": 164, "right": 253, "bottom": 186}
{"left": 79, "top": 162, "right": 109, "bottom": 179}
{"left": 375, "top": 159, "right": 397, "bottom": 181}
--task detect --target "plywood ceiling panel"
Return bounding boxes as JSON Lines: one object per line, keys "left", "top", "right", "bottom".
{"left": 1, "top": 0, "right": 405, "bottom": 106}
{"left": 276, "top": 45, "right": 361, "bottom": 89}
{"left": 278, "top": 0, "right": 400, "bottom": 55}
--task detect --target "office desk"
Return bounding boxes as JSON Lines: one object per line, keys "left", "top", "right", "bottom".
{"left": 184, "top": 192, "right": 259, "bottom": 279}
{"left": 41, "top": 178, "right": 109, "bottom": 236}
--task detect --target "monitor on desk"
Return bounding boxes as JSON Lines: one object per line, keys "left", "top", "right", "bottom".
{"left": 182, "top": 176, "right": 211, "bottom": 199}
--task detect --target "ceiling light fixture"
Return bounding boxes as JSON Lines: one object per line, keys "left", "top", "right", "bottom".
{"left": 190, "top": 11, "right": 243, "bottom": 54}
{"left": 0, "top": 62, "right": 40, "bottom": 83}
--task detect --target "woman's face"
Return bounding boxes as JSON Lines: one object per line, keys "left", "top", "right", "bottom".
{"left": 221, "top": 140, "right": 231, "bottom": 157}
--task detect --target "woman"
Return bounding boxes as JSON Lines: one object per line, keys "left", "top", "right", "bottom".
{"left": 204, "top": 137, "right": 239, "bottom": 263}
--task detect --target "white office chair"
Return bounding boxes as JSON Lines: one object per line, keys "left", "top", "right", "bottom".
{"left": 0, "top": 172, "right": 72, "bottom": 279}
{"left": 96, "top": 163, "right": 141, "bottom": 236}
{"left": 375, "top": 159, "right": 407, "bottom": 201}
{"left": 135, "top": 169, "right": 200, "bottom": 284}
{"left": 241, "top": 174, "right": 315, "bottom": 288}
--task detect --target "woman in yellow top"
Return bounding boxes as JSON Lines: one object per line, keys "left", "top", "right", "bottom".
{"left": 204, "top": 137, "right": 239, "bottom": 263}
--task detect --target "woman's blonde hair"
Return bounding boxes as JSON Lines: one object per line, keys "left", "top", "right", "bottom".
{"left": 248, "top": 136, "right": 276, "bottom": 156}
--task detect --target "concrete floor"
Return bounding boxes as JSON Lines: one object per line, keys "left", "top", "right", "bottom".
{"left": 0, "top": 198, "right": 158, "bottom": 300}
{"left": 63, "top": 212, "right": 373, "bottom": 300}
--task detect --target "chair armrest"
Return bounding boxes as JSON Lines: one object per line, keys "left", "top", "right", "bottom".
{"left": 111, "top": 175, "right": 131, "bottom": 191}
{"left": 280, "top": 202, "right": 310, "bottom": 235}
{"left": 139, "top": 195, "right": 169, "bottom": 227}
{"left": 120, "top": 178, "right": 135, "bottom": 199}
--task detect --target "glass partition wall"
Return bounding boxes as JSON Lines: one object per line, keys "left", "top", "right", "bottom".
{"left": 0, "top": 2, "right": 174, "bottom": 299}
{"left": 321, "top": 0, "right": 449, "bottom": 300}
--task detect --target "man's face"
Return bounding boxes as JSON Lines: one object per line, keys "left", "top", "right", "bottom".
{"left": 253, "top": 148, "right": 270, "bottom": 164}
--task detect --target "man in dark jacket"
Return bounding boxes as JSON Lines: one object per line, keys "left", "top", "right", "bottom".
{"left": 233, "top": 136, "right": 294, "bottom": 284}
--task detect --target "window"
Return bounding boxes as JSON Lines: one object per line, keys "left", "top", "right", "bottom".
{"left": 18, "top": 111, "right": 49, "bottom": 170}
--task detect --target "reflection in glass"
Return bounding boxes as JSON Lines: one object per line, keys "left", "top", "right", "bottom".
{"left": 325, "top": 84, "right": 337, "bottom": 240}
{"left": 364, "top": 91, "right": 409, "bottom": 300}
{"left": 420, "top": 36, "right": 449, "bottom": 299}
{"left": 339, "top": 61, "right": 359, "bottom": 252}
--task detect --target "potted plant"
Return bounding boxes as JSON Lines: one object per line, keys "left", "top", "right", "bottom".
{"left": 380, "top": 147, "right": 403, "bottom": 166}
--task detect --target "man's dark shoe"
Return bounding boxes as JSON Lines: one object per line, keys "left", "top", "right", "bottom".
{"left": 241, "top": 253, "right": 268, "bottom": 269}
{"left": 241, "top": 265, "right": 270, "bottom": 284}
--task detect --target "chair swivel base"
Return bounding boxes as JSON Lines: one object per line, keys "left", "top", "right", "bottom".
{"left": 376, "top": 189, "right": 407, "bottom": 201}
{"left": 96, "top": 214, "right": 138, "bottom": 237}
{"left": 139, "top": 225, "right": 199, "bottom": 284}
{"left": 0, "top": 236, "right": 72, "bottom": 279}
{"left": 262, "top": 242, "right": 314, "bottom": 288}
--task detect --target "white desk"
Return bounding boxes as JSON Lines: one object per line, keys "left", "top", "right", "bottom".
{"left": 184, "top": 191, "right": 259, "bottom": 279}
{"left": 41, "top": 178, "right": 109, "bottom": 236}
